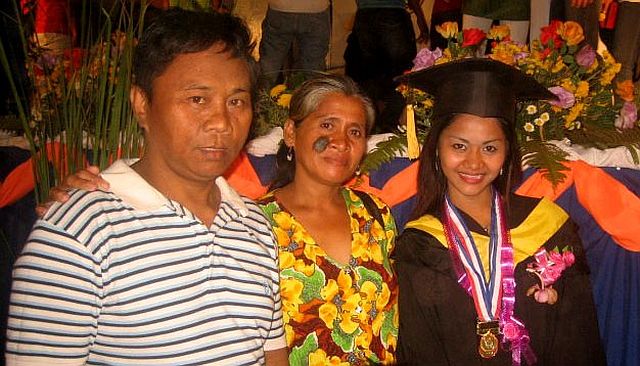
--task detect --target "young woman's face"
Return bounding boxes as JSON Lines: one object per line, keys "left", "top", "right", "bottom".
{"left": 437, "top": 114, "right": 507, "bottom": 205}
{"left": 285, "top": 92, "right": 368, "bottom": 186}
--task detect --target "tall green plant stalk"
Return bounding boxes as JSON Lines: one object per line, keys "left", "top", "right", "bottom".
{"left": 0, "top": 0, "right": 146, "bottom": 202}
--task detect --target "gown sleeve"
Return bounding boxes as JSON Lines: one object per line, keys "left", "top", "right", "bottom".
{"left": 394, "top": 229, "right": 457, "bottom": 365}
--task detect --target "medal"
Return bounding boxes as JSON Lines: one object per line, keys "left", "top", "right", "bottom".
{"left": 477, "top": 320, "right": 500, "bottom": 358}
{"left": 443, "top": 190, "right": 536, "bottom": 365}
{"left": 479, "top": 331, "right": 499, "bottom": 358}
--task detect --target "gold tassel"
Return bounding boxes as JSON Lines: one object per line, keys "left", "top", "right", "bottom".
{"left": 406, "top": 104, "right": 420, "bottom": 159}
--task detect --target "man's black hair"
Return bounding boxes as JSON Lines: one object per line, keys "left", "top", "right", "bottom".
{"left": 133, "top": 7, "right": 257, "bottom": 100}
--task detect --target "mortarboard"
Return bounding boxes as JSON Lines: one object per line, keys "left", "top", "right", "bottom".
{"left": 395, "top": 58, "right": 556, "bottom": 125}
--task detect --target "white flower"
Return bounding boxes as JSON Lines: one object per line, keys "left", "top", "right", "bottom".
{"left": 526, "top": 105, "right": 537, "bottom": 115}
{"left": 524, "top": 122, "right": 535, "bottom": 132}
{"left": 540, "top": 112, "right": 550, "bottom": 122}
{"left": 534, "top": 118, "right": 545, "bottom": 126}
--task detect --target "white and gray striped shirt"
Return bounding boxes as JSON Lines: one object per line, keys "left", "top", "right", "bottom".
{"left": 6, "top": 160, "right": 285, "bottom": 365}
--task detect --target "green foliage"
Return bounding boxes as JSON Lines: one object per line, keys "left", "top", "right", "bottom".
{"left": 360, "top": 134, "right": 412, "bottom": 174}
{"left": 520, "top": 141, "right": 571, "bottom": 185}
{"left": 289, "top": 332, "right": 318, "bottom": 366}
{"left": 1, "top": 1, "right": 148, "bottom": 202}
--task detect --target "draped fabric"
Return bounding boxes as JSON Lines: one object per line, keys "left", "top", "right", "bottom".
{"left": 1, "top": 147, "right": 639, "bottom": 366}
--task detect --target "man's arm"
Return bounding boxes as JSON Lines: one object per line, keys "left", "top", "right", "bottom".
{"left": 6, "top": 223, "right": 100, "bottom": 365}
{"left": 265, "top": 347, "right": 288, "bottom": 366}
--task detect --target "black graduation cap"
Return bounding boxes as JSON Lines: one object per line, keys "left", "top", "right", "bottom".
{"left": 395, "top": 58, "right": 556, "bottom": 124}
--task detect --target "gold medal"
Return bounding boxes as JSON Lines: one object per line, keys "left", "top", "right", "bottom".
{"left": 477, "top": 320, "right": 500, "bottom": 358}
{"left": 478, "top": 331, "right": 499, "bottom": 358}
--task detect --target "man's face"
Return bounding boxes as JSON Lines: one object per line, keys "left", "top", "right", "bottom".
{"left": 132, "top": 43, "right": 253, "bottom": 185}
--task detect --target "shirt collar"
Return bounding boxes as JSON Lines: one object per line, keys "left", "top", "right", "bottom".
{"left": 101, "top": 159, "right": 249, "bottom": 217}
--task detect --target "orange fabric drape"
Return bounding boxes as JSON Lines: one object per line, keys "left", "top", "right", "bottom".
{"left": 516, "top": 160, "right": 640, "bottom": 252}
{"left": 0, "top": 159, "right": 35, "bottom": 208}
{"left": 347, "top": 161, "right": 419, "bottom": 208}
{"left": 223, "top": 151, "right": 269, "bottom": 199}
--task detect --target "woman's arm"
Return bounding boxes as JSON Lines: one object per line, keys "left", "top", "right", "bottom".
{"left": 36, "top": 165, "right": 109, "bottom": 217}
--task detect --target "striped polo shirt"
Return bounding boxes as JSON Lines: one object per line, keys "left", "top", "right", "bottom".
{"left": 6, "top": 160, "right": 286, "bottom": 365}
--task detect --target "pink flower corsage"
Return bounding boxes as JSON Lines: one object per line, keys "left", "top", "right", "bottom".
{"left": 526, "top": 246, "right": 575, "bottom": 304}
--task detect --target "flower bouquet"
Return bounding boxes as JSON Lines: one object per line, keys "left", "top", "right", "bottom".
{"left": 375, "top": 20, "right": 640, "bottom": 185}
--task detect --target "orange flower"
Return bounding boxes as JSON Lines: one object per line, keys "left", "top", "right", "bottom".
{"left": 559, "top": 21, "right": 584, "bottom": 46}
{"left": 435, "top": 21, "right": 458, "bottom": 39}
{"left": 615, "top": 80, "right": 636, "bottom": 102}
{"left": 487, "top": 24, "right": 510, "bottom": 40}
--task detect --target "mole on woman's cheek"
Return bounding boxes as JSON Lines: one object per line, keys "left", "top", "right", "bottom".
{"left": 312, "top": 136, "right": 330, "bottom": 153}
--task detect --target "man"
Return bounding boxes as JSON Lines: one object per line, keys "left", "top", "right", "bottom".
{"left": 5, "top": 8, "right": 288, "bottom": 365}
{"left": 258, "top": 0, "right": 331, "bottom": 90}
{"left": 344, "top": 0, "right": 428, "bottom": 133}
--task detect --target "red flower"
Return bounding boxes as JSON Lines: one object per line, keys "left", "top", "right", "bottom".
{"left": 462, "top": 28, "right": 486, "bottom": 47}
{"left": 540, "top": 20, "right": 563, "bottom": 50}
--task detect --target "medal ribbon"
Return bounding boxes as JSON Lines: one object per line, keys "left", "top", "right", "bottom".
{"left": 443, "top": 189, "right": 536, "bottom": 366}
{"left": 443, "top": 192, "right": 502, "bottom": 322}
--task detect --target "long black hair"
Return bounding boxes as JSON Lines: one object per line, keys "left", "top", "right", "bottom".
{"left": 410, "top": 113, "right": 523, "bottom": 221}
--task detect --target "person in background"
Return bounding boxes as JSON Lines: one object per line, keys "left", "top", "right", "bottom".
{"left": 462, "top": 0, "right": 530, "bottom": 46}
{"left": 550, "top": 0, "right": 601, "bottom": 48}
{"left": 611, "top": 0, "right": 640, "bottom": 85}
{"left": 5, "top": 8, "right": 288, "bottom": 365}
{"left": 258, "top": 0, "right": 331, "bottom": 90}
{"left": 344, "top": 0, "right": 429, "bottom": 133}
{"left": 393, "top": 58, "right": 605, "bottom": 365}
{"left": 20, "top": 0, "right": 78, "bottom": 54}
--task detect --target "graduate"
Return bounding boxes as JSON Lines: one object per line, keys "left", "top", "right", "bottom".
{"left": 393, "top": 58, "right": 605, "bottom": 365}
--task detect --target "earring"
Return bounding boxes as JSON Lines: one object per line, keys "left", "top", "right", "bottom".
{"left": 500, "top": 167, "right": 504, "bottom": 175}
{"left": 286, "top": 146, "right": 293, "bottom": 161}
{"left": 355, "top": 165, "right": 361, "bottom": 176}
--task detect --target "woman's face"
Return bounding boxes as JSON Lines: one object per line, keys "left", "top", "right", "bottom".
{"left": 285, "top": 92, "right": 368, "bottom": 186}
{"left": 437, "top": 114, "right": 507, "bottom": 205}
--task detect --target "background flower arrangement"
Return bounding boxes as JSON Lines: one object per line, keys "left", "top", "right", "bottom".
{"left": 379, "top": 20, "right": 640, "bottom": 184}
{"left": 254, "top": 21, "right": 640, "bottom": 185}
{"left": 0, "top": 1, "right": 145, "bottom": 201}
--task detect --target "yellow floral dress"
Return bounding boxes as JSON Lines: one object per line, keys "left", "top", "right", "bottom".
{"left": 258, "top": 188, "right": 399, "bottom": 365}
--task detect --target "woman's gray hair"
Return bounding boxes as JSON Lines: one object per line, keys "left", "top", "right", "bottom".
{"left": 269, "top": 74, "right": 376, "bottom": 190}
{"left": 289, "top": 74, "right": 376, "bottom": 133}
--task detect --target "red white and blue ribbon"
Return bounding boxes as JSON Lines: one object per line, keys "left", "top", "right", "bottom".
{"left": 443, "top": 193, "right": 502, "bottom": 321}
{"left": 443, "top": 189, "right": 536, "bottom": 365}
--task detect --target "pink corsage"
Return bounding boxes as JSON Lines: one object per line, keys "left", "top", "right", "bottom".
{"left": 526, "top": 247, "right": 575, "bottom": 304}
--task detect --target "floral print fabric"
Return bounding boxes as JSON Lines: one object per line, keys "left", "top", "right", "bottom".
{"left": 258, "top": 188, "right": 399, "bottom": 365}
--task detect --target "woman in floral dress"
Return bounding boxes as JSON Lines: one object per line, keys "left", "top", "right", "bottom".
{"left": 258, "top": 75, "right": 398, "bottom": 365}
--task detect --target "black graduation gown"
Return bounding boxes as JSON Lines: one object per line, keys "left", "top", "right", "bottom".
{"left": 394, "top": 194, "right": 605, "bottom": 366}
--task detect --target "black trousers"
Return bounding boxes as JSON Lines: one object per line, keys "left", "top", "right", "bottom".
{"left": 344, "top": 8, "right": 416, "bottom": 133}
